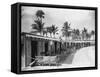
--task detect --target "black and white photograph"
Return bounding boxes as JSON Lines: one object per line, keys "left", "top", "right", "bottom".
{"left": 21, "top": 5, "right": 96, "bottom": 71}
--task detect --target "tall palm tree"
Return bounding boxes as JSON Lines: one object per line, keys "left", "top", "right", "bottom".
{"left": 90, "top": 30, "right": 95, "bottom": 40}
{"left": 89, "top": 30, "right": 95, "bottom": 40}
{"left": 51, "top": 25, "right": 58, "bottom": 38}
{"left": 43, "top": 28, "right": 48, "bottom": 36}
{"left": 47, "top": 27, "right": 52, "bottom": 37}
{"left": 82, "top": 27, "right": 88, "bottom": 40}
{"left": 36, "top": 10, "right": 45, "bottom": 20}
{"left": 91, "top": 30, "right": 95, "bottom": 35}
{"left": 75, "top": 29, "right": 80, "bottom": 40}
{"left": 31, "top": 10, "right": 45, "bottom": 35}
{"left": 72, "top": 29, "right": 77, "bottom": 40}
{"left": 76, "top": 29, "right": 80, "bottom": 36}
{"left": 86, "top": 33, "right": 91, "bottom": 40}
{"left": 31, "top": 20, "right": 45, "bottom": 35}
{"left": 62, "top": 21, "right": 71, "bottom": 38}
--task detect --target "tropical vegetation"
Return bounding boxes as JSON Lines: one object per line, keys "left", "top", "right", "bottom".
{"left": 30, "top": 10, "right": 95, "bottom": 40}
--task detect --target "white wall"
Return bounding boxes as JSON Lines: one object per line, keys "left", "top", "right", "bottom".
{"left": 0, "top": 0, "right": 99, "bottom": 77}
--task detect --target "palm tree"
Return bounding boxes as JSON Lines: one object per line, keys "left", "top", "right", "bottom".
{"left": 47, "top": 27, "right": 52, "bottom": 37}
{"left": 90, "top": 30, "right": 95, "bottom": 40}
{"left": 82, "top": 27, "right": 88, "bottom": 40}
{"left": 86, "top": 33, "right": 91, "bottom": 40}
{"left": 31, "top": 10, "right": 45, "bottom": 35}
{"left": 36, "top": 10, "right": 45, "bottom": 20}
{"left": 75, "top": 29, "right": 80, "bottom": 40}
{"left": 31, "top": 20, "right": 45, "bottom": 35}
{"left": 51, "top": 25, "right": 58, "bottom": 38}
{"left": 72, "top": 29, "right": 77, "bottom": 40}
{"left": 62, "top": 21, "right": 71, "bottom": 38}
{"left": 43, "top": 28, "right": 48, "bottom": 36}
{"left": 76, "top": 29, "right": 80, "bottom": 35}
{"left": 91, "top": 30, "right": 95, "bottom": 35}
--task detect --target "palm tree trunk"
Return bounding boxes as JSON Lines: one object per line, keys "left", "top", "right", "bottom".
{"left": 40, "top": 32, "right": 43, "bottom": 36}
{"left": 50, "top": 33, "right": 51, "bottom": 37}
{"left": 50, "top": 33, "right": 52, "bottom": 37}
{"left": 54, "top": 33, "right": 55, "bottom": 38}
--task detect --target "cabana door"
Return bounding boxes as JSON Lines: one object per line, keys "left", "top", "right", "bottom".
{"left": 31, "top": 41, "right": 38, "bottom": 62}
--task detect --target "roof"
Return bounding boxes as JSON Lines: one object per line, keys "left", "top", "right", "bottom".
{"left": 21, "top": 32, "right": 95, "bottom": 43}
{"left": 21, "top": 32, "right": 60, "bottom": 42}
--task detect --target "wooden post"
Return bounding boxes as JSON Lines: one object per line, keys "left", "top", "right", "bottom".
{"left": 21, "top": 36, "right": 26, "bottom": 68}
{"left": 25, "top": 38, "right": 31, "bottom": 67}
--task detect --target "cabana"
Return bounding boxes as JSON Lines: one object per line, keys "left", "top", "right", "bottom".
{"left": 21, "top": 32, "right": 62, "bottom": 68}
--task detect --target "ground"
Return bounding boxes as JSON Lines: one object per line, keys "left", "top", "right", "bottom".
{"left": 22, "top": 46, "right": 95, "bottom": 71}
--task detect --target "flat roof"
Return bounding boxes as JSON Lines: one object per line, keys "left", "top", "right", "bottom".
{"left": 21, "top": 32, "right": 60, "bottom": 42}
{"left": 21, "top": 32, "right": 95, "bottom": 43}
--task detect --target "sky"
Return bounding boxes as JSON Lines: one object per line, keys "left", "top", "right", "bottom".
{"left": 21, "top": 6, "right": 95, "bottom": 37}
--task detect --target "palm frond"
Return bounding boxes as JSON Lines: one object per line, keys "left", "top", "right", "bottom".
{"left": 31, "top": 24, "right": 38, "bottom": 29}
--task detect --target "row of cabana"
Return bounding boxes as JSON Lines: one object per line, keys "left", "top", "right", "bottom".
{"left": 21, "top": 32, "right": 95, "bottom": 68}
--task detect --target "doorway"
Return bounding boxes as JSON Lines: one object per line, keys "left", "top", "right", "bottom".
{"left": 45, "top": 42, "right": 48, "bottom": 56}
{"left": 31, "top": 40, "right": 38, "bottom": 62}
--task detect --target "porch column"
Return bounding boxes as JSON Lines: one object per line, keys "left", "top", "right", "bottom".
{"left": 21, "top": 36, "right": 26, "bottom": 68}
{"left": 25, "top": 38, "right": 31, "bottom": 67}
